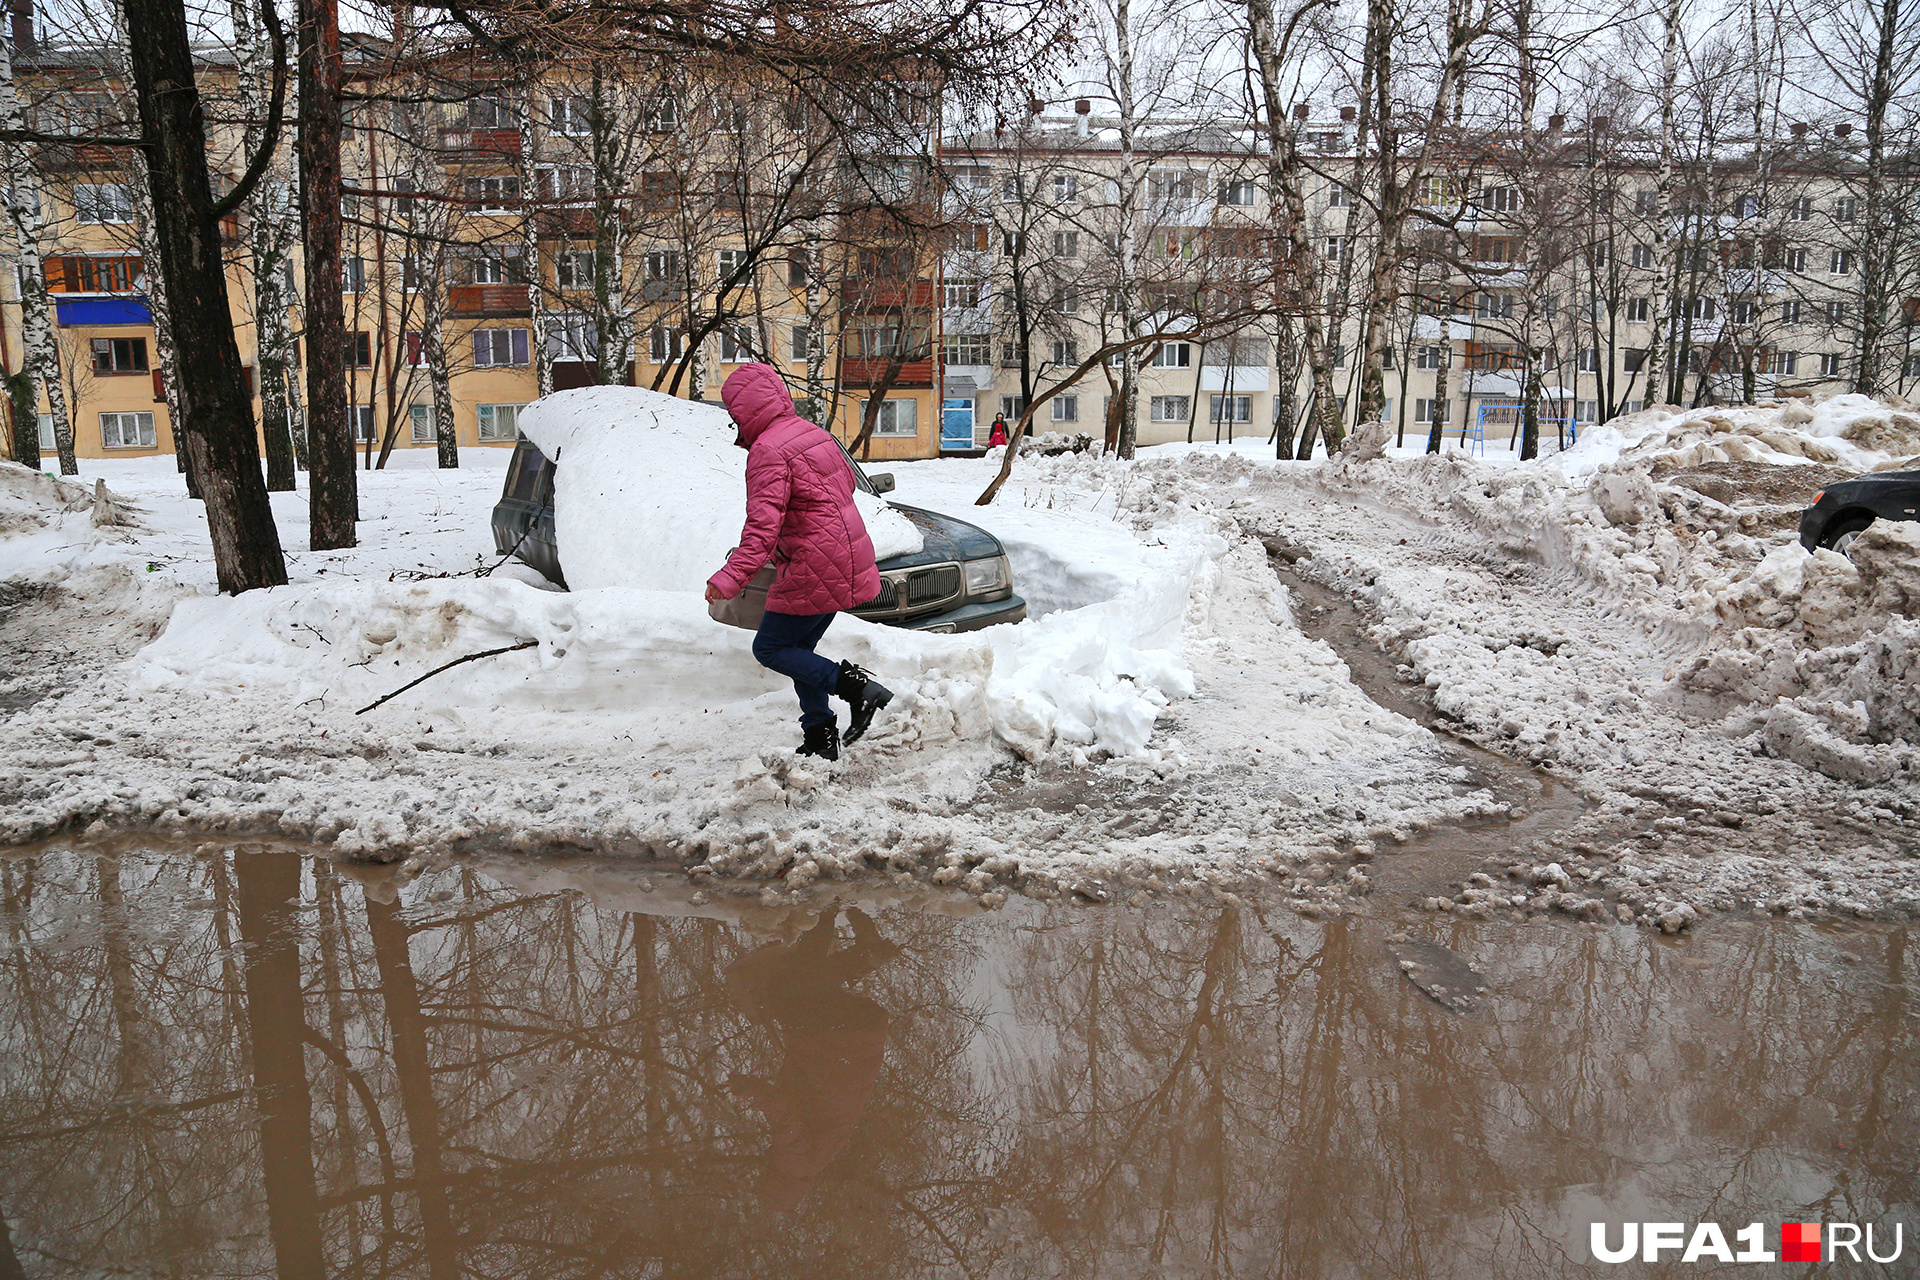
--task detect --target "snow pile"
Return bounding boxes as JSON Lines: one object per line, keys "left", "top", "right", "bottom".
{"left": 0, "top": 460, "right": 141, "bottom": 581}
{"left": 516, "top": 386, "right": 919, "bottom": 592}
{"left": 1555, "top": 395, "right": 1920, "bottom": 479}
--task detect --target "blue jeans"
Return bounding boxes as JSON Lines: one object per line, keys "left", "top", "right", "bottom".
{"left": 753, "top": 610, "right": 840, "bottom": 728}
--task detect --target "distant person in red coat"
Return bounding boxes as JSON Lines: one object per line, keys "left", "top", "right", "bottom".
{"left": 987, "top": 414, "right": 1010, "bottom": 448}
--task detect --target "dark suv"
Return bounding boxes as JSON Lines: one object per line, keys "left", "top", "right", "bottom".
{"left": 491, "top": 438, "right": 1027, "bottom": 633}
{"left": 1798, "top": 470, "right": 1920, "bottom": 554}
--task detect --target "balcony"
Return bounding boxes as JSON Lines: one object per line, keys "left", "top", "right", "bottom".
{"left": 840, "top": 357, "right": 933, "bottom": 388}
{"left": 438, "top": 128, "right": 522, "bottom": 160}
{"left": 447, "top": 284, "right": 531, "bottom": 317}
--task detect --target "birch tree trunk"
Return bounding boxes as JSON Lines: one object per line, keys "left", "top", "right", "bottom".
{"left": 1114, "top": 0, "right": 1143, "bottom": 458}
{"left": 1850, "top": 0, "right": 1899, "bottom": 394}
{"left": 0, "top": 36, "right": 74, "bottom": 475}
{"left": 1644, "top": 0, "right": 1681, "bottom": 406}
{"left": 1247, "top": 0, "right": 1338, "bottom": 460}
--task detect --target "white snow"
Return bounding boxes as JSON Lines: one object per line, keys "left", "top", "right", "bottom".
{"left": 6, "top": 388, "right": 1916, "bottom": 922}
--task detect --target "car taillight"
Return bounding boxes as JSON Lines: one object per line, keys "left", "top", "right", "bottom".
{"left": 1811, "top": 491, "right": 1824, "bottom": 504}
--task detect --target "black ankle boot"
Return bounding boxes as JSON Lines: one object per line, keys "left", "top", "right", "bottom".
{"left": 798, "top": 720, "right": 840, "bottom": 761}
{"left": 835, "top": 661, "right": 894, "bottom": 745}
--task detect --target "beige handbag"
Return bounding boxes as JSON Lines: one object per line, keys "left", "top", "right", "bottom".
{"left": 708, "top": 560, "right": 775, "bottom": 630}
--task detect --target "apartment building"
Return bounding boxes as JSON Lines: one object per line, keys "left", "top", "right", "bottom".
{"left": 3, "top": 35, "right": 950, "bottom": 463}
{"left": 5, "top": 32, "right": 1905, "bottom": 467}
{"left": 944, "top": 106, "right": 1908, "bottom": 452}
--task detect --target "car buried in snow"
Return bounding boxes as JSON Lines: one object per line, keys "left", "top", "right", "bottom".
{"left": 491, "top": 437, "right": 1028, "bottom": 633}
{"left": 1797, "top": 469, "right": 1920, "bottom": 554}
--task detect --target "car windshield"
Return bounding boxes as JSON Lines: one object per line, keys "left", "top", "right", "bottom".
{"left": 509, "top": 443, "right": 551, "bottom": 502}
{"left": 831, "top": 435, "right": 878, "bottom": 497}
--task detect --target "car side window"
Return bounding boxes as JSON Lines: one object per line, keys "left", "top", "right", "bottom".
{"left": 510, "top": 445, "right": 550, "bottom": 503}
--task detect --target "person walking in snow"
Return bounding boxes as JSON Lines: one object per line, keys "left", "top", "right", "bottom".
{"left": 987, "top": 414, "right": 1009, "bottom": 448}
{"left": 705, "top": 363, "right": 894, "bottom": 761}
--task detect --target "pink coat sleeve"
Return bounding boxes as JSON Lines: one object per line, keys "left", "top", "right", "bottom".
{"left": 708, "top": 445, "right": 790, "bottom": 598}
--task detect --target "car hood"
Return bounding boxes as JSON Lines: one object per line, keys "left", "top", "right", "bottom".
{"left": 879, "top": 504, "right": 1004, "bottom": 568}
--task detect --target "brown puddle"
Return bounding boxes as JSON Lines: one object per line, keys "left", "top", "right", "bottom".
{"left": 1, "top": 841, "right": 1915, "bottom": 1278}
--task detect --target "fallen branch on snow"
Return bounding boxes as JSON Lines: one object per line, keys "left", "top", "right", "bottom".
{"left": 355, "top": 640, "right": 538, "bottom": 716}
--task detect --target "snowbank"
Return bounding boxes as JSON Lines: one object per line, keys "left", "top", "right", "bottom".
{"left": 1554, "top": 395, "right": 1920, "bottom": 478}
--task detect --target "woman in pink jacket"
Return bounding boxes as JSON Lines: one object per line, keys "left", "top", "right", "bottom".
{"left": 705, "top": 363, "right": 893, "bottom": 761}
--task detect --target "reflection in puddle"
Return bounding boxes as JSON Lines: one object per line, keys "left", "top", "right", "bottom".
{"left": 0, "top": 843, "right": 1914, "bottom": 1278}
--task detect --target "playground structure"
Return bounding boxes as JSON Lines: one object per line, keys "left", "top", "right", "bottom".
{"left": 1463, "top": 402, "right": 1577, "bottom": 456}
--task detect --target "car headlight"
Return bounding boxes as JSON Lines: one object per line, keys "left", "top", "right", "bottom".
{"left": 963, "top": 555, "right": 1009, "bottom": 594}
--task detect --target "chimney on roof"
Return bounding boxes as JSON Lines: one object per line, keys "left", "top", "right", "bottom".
{"left": 1027, "top": 95, "right": 1045, "bottom": 118}
{"left": 1075, "top": 98, "right": 1091, "bottom": 140}
{"left": 8, "top": 0, "right": 32, "bottom": 53}
{"left": 1590, "top": 115, "right": 1610, "bottom": 133}
{"left": 1292, "top": 103, "right": 1310, "bottom": 121}
{"left": 1833, "top": 122, "right": 1852, "bottom": 138}
{"left": 1340, "top": 106, "right": 1357, "bottom": 123}
{"left": 1547, "top": 113, "right": 1565, "bottom": 132}
{"left": 1790, "top": 121, "right": 1808, "bottom": 139}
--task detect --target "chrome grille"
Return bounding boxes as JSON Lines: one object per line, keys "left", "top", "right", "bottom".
{"left": 855, "top": 561, "right": 964, "bottom": 619}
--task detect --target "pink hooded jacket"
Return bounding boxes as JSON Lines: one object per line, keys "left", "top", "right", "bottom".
{"left": 708, "top": 363, "right": 883, "bottom": 615}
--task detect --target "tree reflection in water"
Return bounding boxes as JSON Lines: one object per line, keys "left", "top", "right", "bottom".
{"left": 0, "top": 844, "right": 1912, "bottom": 1278}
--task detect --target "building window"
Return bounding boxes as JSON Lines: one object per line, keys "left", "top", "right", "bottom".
{"left": 34, "top": 413, "right": 52, "bottom": 448}
{"left": 1780, "top": 300, "right": 1803, "bottom": 324}
{"left": 341, "top": 256, "right": 366, "bottom": 292}
{"left": 545, "top": 315, "right": 596, "bottom": 361}
{"left": 1149, "top": 395, "right": 1190, "bottom": 422}
{"left": 1819, "top": 352, "right": 1844, "bottom": 377}
{"left": 73, "top": 183, "right": 134, "bottom": 224}
{"left": 715, "top": 95, "right": 749, "bottom": 133}
{"left": 1052, "top": 173, "right": 1077, "bottom": 203}
{"left": 349, "top": 405, "right": 376, "bottom": 442}
{"left": 466, "top": 93, "right": 514, "bottom": 129}
{"left": 720, "top": 325, "right": 755, "bottom": 363}
{"left": 1051, "top": 290, "right": 1077, "bottom": 315}
{"left": 643, "top": 96, "right": 677, "bottom": 131}
{"left": 1830, "top": 249, "right": 1855, "bottom": 276}
{"left": 90, "top": 336, "right": 148, "bottom": 373}
{"left": 942, "top": 277, "right": 982, "bottom": 309}
{"left": 1768, "top": 350, "right": 1798, "bottom": 375}
{"left": 1785, "top": 247, "right": 1807, "bottom": 272}
{"left": 99, "top": 410, "right": 155, "bottom": 448}
{"left": 1415, "top": 345, "right": 1445, "bottom": 370}
{"left": 999, "top": 173, "right": 1024, "bottom": 203}
{"left": 1733, "top": 194, "right": 1761, "bottom": 219}
{"left": 467, "top": 175, "right": 521, "bottom": 213}
{"left": 1208, "top": 394, "right": 1251, "bottom": 423}
{"left": 1051, "top": 395, "right": 1079, "bottom": 423}
{"left": 549, "top": 95, "right": 591, "bottom": 135}
{"left": 1630, "top": 244, "right": 1654, "bottom": 269}
{"left": 477, "top": 403, "right": 526, "bottom": 441}
{"left": 1687, "top": 297, "right": 1717, "bottom": 321}
{"left": 942, "top": 333, "right": 990, "bottom": 366}
{"left": 1482, "top": 185, "right": 1521, "bottom": 213}
{"left": 1825, "top": 300, "right": 1850, "bottom": 324}
{"left": 556, "top": 250, "right": 594, "bottom": 290}
{"left": 1788, "top": 196, "right": 1812, "bottom": 222}
{"left": 1731, "top": 300, "right": 1757, "bottom": 324}
{"left": 1835, "top": 196, "right": 1858, "bottom": 223}
{"left": 1476, "top": 293, "right": 1515, "bottom": 319}
{"left": 790, "top": 324, "right": 816, "bottom": 361}
{"left": 648, "top": 326, "right": 681, "bottom": 363}
{"left": 473, "top": 328, "right": 530, "bottom": 367}
{"left": 1414, "top": 398, "right": 1448, "bottom": 424}
{"left": 1626, "top": 297, "right": 1650, "bottom": 322}
{"left": 347, "top": 332, "right": 373, "bottom": 367}
{"left": 1150, "top": 342, "right": 1191, "bottom": 368}
{"left": 999, "top": 395, "right": 1027, "bottom": 422}
{"left": 409, "top": 405, "right": 436, "bottom": 443}
{"left": 1576, "top": 399, "right": 1600, "bottom": 423}
{"left": 718, "top": 248, "right": 748, "bottom": 283}
{"left": 1052, "top": 231, "right": 1079, "bottom": 259}
{"left": 1577, "top": 347, "right": 1599, "bottom": 372}
{"left": 1147, "top": 169, "right": 1196, "bottom": 203}
{"left": 866, "top": 398, "right": 918, "bottom": 436}
{"left": 1049, "top": 339, "right": 1078, "bottom": 365}
{"left": 1220, "top": 178, "right": 1256, "bottom": 206}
